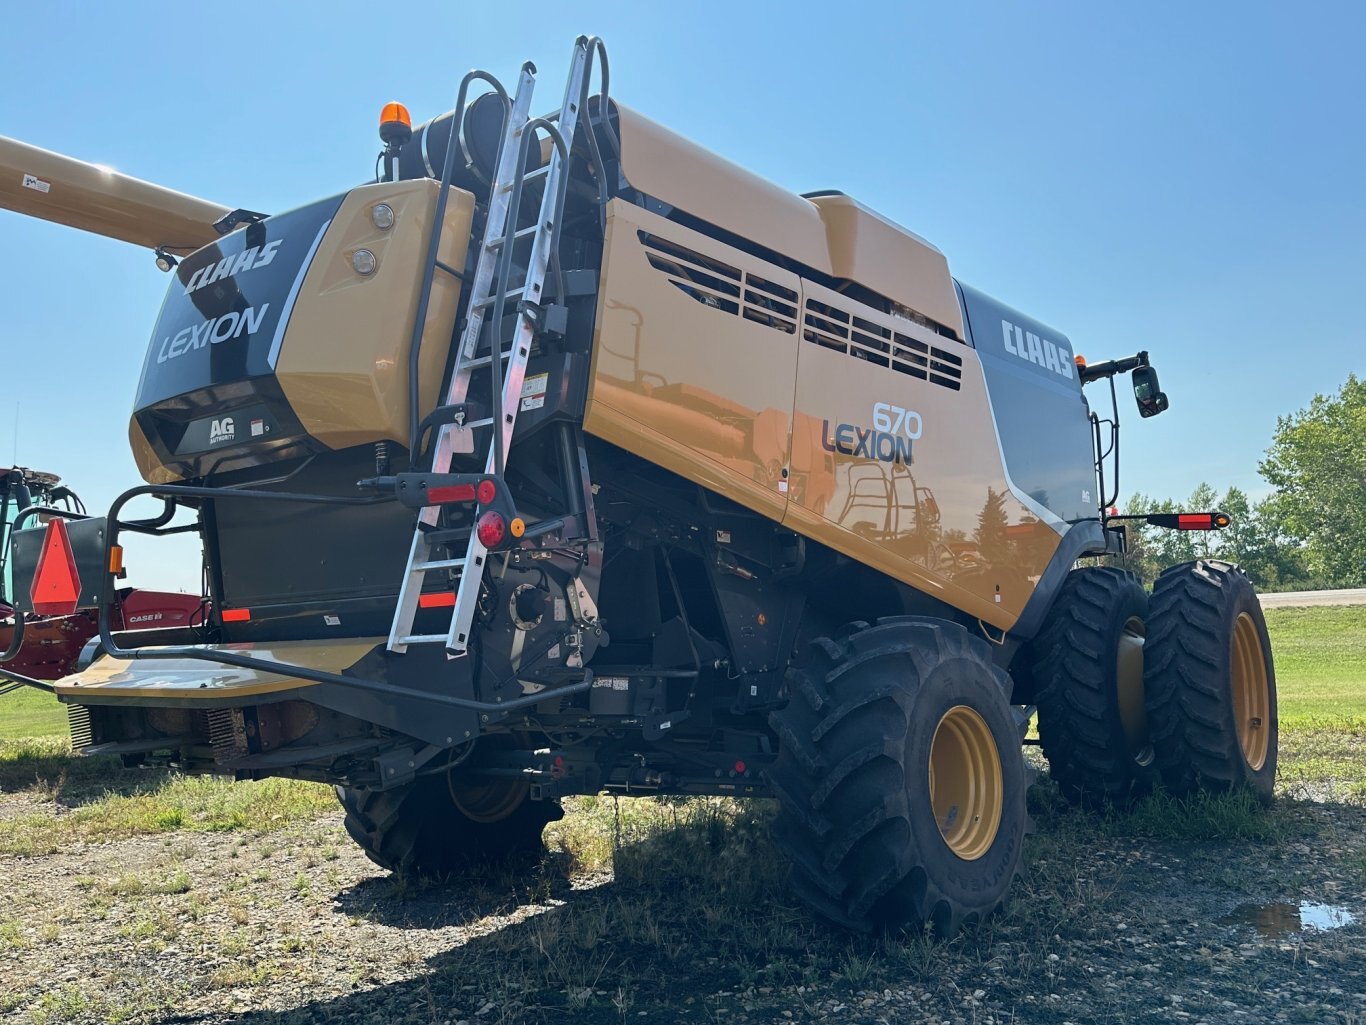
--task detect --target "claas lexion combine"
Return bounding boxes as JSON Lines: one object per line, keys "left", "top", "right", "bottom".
{"left": 0, "top": 38, "right": 1277, "bottom": 934}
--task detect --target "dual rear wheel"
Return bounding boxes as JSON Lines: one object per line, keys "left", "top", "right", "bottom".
{"left": 1030, "top": 560, "right": 1277, "bottom": 807}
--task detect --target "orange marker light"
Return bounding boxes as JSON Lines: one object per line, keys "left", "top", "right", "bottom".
{"left": 1074, "top": 354, "right": 1087, "bottom": 368}
{"left": 509, "top": 517, "right": 526, "bottom": 538}
{"left": 108, "top": 545, "right": 125, "bottom": 575}
{"left": 379, "top": 102, "right": 411, "bottom": 130}
{"left": 379, "top": 102, "right": 413, "bottom": 149}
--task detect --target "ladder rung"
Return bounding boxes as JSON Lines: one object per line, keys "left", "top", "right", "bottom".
{"left": 486, "top": 225, "right": 540, "bottom": 250}
{"left": 500, "top": 164, "right": 551, "bottom": 191}
{"left": 463, "top": 349, "right": 514, "bottom": 369}
{"left": 413, "top": 558, "right": 467, "bottom": 572}
{"left": 398, "top": 634, "right": 448, "bottom": 646}
{"left": 472, "top": 285, "right": 529, "bottom": 310}
{"left": 424, "top": 527, "right": 473, "bottom": 546}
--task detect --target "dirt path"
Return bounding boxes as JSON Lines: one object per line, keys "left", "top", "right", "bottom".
{"left": 4, "top": 772, "right": 1366, "bottom": 1025}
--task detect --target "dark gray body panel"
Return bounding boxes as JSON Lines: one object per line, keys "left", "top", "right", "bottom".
{"left": 135, "top": 195, "right": 344, "bottom": 412}
{"left": 955, "top": 281, "right": 1098, "bottom": 526}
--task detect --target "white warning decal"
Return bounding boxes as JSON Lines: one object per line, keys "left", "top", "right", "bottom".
{"left": 22, "top": 174, "right": 51, "bottom": 194}
{"left": 520, "top": 372, "right": 549, "bottom": 412}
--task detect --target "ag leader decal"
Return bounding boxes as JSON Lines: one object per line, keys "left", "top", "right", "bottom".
{"left": 822, "top": 402, "right": 922, "bottom": 465}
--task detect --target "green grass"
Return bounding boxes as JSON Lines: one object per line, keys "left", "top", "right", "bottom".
{"left": 0, "top": 737, "right": 336, "bottom": 854}
{"left": 0, "top": 685, "right": 67, "bottom": 739}
{"left": 1263, "top": 606, "right": 1366, "bottom": 721}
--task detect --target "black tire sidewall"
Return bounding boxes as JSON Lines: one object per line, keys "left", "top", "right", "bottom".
{"left": 1095, "top": 574, "right": 1152, "bottom": 764}
{"left": 901, "top": 654, "right": 1026, "bottom": 916}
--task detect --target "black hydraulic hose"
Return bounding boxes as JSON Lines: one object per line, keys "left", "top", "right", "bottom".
{"left": 576, "top": 35, "right": 618, "bottom": 233}
{"left": 407, "top": 70, "right": 515, "bottom": 463}
{"left": 1, "top": 612, "right": 24, "bottom": 664}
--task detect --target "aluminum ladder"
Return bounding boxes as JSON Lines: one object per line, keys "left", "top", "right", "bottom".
{"left": 387, "top": 40, "right": 591, "bottom": 655}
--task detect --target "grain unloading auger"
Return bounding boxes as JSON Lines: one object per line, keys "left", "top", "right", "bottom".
{"left": 0, "top": 37, "right": 1277, "bottom": 934}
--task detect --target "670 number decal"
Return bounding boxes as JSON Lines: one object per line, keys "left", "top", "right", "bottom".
{"left": 872, "top": 402, "right": 923, "bottom": 440}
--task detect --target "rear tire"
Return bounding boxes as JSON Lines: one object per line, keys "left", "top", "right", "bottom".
{"left": 1030, "top": 566, "right": 1155, "bottom": 806}
{"left": 767, "top": 618, "right": 1026, "bottom": 935}
{"left": 338, "top": 772, "right": 562, "bottom": 876}
{"left": 1144, "top": 560, "right": 1277, "bottom": 803}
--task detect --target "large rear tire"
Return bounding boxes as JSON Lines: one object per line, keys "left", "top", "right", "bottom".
{"left": 338, "top": 772, "right": 562, "bottom": 876}
{"left": 1144, "top": 560, "right": 1277, "bottom": 803}
{"left": 1030, "top": 566, "right": 1155, "bottom": 805}
{"left": 767, "top": 618, "right": 1026, "bottom": 935}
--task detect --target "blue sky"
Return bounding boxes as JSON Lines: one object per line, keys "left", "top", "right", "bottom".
{"left": 2, "top": 1, "right": 1362, "bottom": 590}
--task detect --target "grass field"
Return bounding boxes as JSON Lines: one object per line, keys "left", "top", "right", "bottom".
{"left": 1, "top": 605, "right": 1363, "bottom": 1024}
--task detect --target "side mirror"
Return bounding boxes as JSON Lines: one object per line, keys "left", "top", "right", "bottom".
{"left": 1132, "top": 365, "right": 1169, "bottom": 418}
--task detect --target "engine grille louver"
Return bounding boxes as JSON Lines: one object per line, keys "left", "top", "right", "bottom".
{"left": 207, "top": 707, "right": 249, "bottom": 762}
{"left": 639, "top": 231, "right": 797, "bottom": 334}
{"left": 67, "top": 705, "right": 94, "bottom": 750}
{"left": 638, "top": 229, "right": 962, "bottom": 391}
{"left": 802, "top": 299, "right": 963, "bottom": 391}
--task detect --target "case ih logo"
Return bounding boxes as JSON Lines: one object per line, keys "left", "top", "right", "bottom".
{"left": 821, "top": 403, "right": 922, "bottom": 466}
{"left": 1001, "top": 320, "right": 1075, "bottom": 380}
{"left": 208, "top": 417, "right": 236, "bottom": 445}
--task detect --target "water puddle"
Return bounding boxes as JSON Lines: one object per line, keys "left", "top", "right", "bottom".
{"left": 1218, "top": 901, "right": 1356, "bottom": 937}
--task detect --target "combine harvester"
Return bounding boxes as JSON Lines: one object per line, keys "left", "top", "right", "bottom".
{"left": 0, "top": 37, "right": 1276, "bottom": 933}
{"left": 1, "top": 466, "right": 203, "bottom": 693}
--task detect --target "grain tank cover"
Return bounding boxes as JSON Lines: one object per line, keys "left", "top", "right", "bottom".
{"left": 806, "top": 193, "right": 964, "bottom": 338}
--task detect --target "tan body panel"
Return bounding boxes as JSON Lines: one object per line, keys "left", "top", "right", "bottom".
{"left": 0, "top": 135, "right": 228, "bottom": 252}
{"left": 613, "top": 104, "right": 833, "bottom": 276}
{"left": 586, "top": 202, "right": 800, "bottom": 520}
{"left": 586, "top": 202, "right": 1062, "bottom": 630}
{"left": 786, "top": 279, "right": 1061, "bottom": 629}
{"left": 274, "top": 180, "right": 474, "bottom": 452}
{"left": 55, "top": 639, "right": 379, "bottom": 701}
{"left": 613, "top": 107, "right": 963, "bottom": 334}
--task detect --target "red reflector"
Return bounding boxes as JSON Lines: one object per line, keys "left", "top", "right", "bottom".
{"left": 1177, "top": 514, "right": 1214, "bottom": 530}
{"left": 476, "top": 478, "right": 497, "bottom": 505}
{"left": 734, "top": 760, "right": 747, "bottom": 774}
{"left": 30, "top": 519, "right": 82, "bottom": 616}
{"left": 427, "top": 483, "right": 477, "bottom": 504}
{"left": 477, "top": 511, "right": 506, "bottom": 547}
{"left": 221, "top": 608, "right": 251, "bottom": 622}
{"left": 418, "top": 592, "right": 456, "bottom": 609}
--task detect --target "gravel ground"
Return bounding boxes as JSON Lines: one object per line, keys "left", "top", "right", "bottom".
{"left": 3, "top": 776, "right": 1365, "bottom": 1025}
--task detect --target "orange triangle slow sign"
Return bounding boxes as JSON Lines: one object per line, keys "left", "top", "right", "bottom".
{"left": 30, "top": 519, "right": 82, "bottom": 617}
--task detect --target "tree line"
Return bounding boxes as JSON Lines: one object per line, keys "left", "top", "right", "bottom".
{"left": 1111, "top": 374, "right": 1364, "bottom": 591}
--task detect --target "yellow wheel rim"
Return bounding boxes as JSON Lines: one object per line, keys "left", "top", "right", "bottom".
{"left": 448, "top": 778, "right": 529, "bottom": 823}
{"left": 1231, "top": 612, "right": 1271, "bottom": 771}
{"left": 1115, "top": 616, "right": 1153, "bottom": 766}
{"left": 929, "top": 705, "right": 1004, "bottom": 861}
